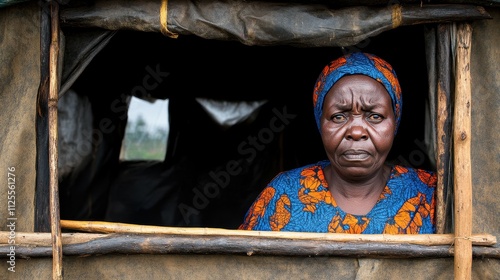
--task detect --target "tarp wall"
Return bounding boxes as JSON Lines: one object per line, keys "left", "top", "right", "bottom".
{"left": 0, "top": 2, "right": 40, "bottom": 232}
{"left": 470, "top": 8, "right": 500, "bottom": 238}
{"left": 9, "top": 252, "right": 500, "bottom": 279}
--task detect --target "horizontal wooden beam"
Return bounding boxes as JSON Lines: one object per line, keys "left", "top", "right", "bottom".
{"left": 56, "top": 220, "right": 497, "bottom": 246}
{"left": 0, "top": 232, "right": 499, "bottom": 259}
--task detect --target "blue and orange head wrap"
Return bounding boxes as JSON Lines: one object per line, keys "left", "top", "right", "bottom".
{"left": 312, "top": 52, "right": 402, "bottom": 134}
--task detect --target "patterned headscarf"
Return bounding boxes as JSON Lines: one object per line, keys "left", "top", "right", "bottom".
{"left": 312, "top": 52, "right": 402, "bottom": 134}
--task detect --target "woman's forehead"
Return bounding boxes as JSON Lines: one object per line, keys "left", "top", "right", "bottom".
{"left": 326, "top": 75, "right": 392, "bottom": 103}
{"left": 332, "top": 74, "right": 383, "bottom": 88}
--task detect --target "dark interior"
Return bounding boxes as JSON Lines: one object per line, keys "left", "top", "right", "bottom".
{"left": 59, "top": 24, "right": 434, "bottom": 229}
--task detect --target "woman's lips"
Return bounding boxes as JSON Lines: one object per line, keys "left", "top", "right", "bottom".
{"left": 342, "top": 150, "right": 370, "bottom": 160}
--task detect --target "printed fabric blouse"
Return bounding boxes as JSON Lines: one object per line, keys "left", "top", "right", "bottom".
{"left": 239, "top": 160, "right": 436, "bottom": 234}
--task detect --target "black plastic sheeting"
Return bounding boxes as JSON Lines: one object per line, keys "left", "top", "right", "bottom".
{"left": 104, "top": 98, "right": 285, "bottom": 228}
{"left": 60, "top": 0, "right": 490, "bottom": 47}
{"left": 168, "top": 1, "right": 396, "bottom": 47}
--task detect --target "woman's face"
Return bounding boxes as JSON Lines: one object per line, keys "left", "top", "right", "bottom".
{"left": 320, "top": 74, "right": 396, "bottom": 180}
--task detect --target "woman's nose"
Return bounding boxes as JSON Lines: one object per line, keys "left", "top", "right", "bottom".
{"left": 346, "top": 125, "right": 368, "bottom": 141}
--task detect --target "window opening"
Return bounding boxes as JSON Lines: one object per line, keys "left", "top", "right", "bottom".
{"left": 59, "top": 26, "right": 436, "bottom": 229}
{"left": 120, "top": 97, "right": 169, "bottom": 161}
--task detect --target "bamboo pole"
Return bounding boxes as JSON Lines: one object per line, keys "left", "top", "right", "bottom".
{"left": 49, "top": 2, "right": 63, "bottom": 279}
{"left": 453, "top": 23, "right": 473, "bottom": 280}
{"left": 58, "top": 220, "right": 496, "bottom": 246}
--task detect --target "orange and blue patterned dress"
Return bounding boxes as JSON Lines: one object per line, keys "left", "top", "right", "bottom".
{"left": 239, "top": 160, "right": 436, "bottom": 234}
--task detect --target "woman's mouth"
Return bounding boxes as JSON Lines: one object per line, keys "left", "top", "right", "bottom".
{"left": 342, "top": 150, "right": 370, "bottom": 160}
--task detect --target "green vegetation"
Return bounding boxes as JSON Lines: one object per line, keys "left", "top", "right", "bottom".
{"left": 121, "top": 115, "right": 168, "bottom": 160}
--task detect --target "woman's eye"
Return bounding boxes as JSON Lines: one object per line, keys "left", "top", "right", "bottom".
{"left": 368, "top": 114, "right": 384, "bottom": 123}
{"left": 330, "top": 114, "right": 346, "bottom": 123}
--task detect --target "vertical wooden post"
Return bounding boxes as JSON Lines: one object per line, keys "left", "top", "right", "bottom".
{"left": 35, "top": 0, "right": 52, "bottom": 233}
{"left": 49, "top": 1, "right": 63, "bottom": 279}
{"left": 453, "top": 22, "right": 473, "bottom": 280}
{"left": 435, "top": 24, "right": 453, "bottom": 234}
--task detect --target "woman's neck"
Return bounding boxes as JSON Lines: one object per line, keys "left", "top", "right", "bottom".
{"left": 324, "top": 164, "right": 391, "bottom": 215}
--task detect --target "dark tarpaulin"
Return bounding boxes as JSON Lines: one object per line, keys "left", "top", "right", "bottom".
{"left": 167, "top": 1, "right": 490, "bottom": 46}
{"left": 0, "top": 1, "right": 40, "bottom": 232}
{"left": 60, "top": 29, "right": 116, "bottom": 96}
{"left": 0, "top": 0, "right": 29, "bottom": 8}
{"left": 60, "top": 0, "right": 490, "bottom": 47}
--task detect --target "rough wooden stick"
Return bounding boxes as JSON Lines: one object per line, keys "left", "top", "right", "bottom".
{"left": 435, "top": 24, "right": 453, "bottom": 234}
{"left": 35, "top": 0, "right": 51, "bottom": 233}
{"left": 58, "top": 220, "right": 497, "bottom": 246}
{"left": 0, "top": 232, "right": 107, "bottom": 246}
{"left": 453, "top": 22, "right": 473, "bottom": 280}
{"left": 1, "top": 232, "right": 499, "bottom": 259}
{"left": 49, "top": 2, "right": 63, "bottom": 280}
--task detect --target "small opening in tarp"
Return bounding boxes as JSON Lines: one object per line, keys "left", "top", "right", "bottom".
{"left": 120, "top": 97, "right": 170, "bottom": 161}
{"left": 59, "top": 25, "right": 434, "bottom": 229}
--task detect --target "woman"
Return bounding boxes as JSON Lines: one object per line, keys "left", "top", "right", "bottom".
{"left": 239, "top": 52, "right": 436, "bottom": 234}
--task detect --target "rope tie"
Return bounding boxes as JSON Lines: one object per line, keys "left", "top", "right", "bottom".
{"left": 450, "top": 236, "right": 473, "bottom": 248}
{"left": 160, "top": 0, "right": 179, "bottom": 38}
{"left": 454, "top": 236, "right": 472, "bottom": 241}
{"left": 391, "top": 4, "right": 403, "bottom": 29}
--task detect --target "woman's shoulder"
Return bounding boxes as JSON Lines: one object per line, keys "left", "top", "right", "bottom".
{"left": 389, "top": 164, "right": 437, "bottom": 188}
